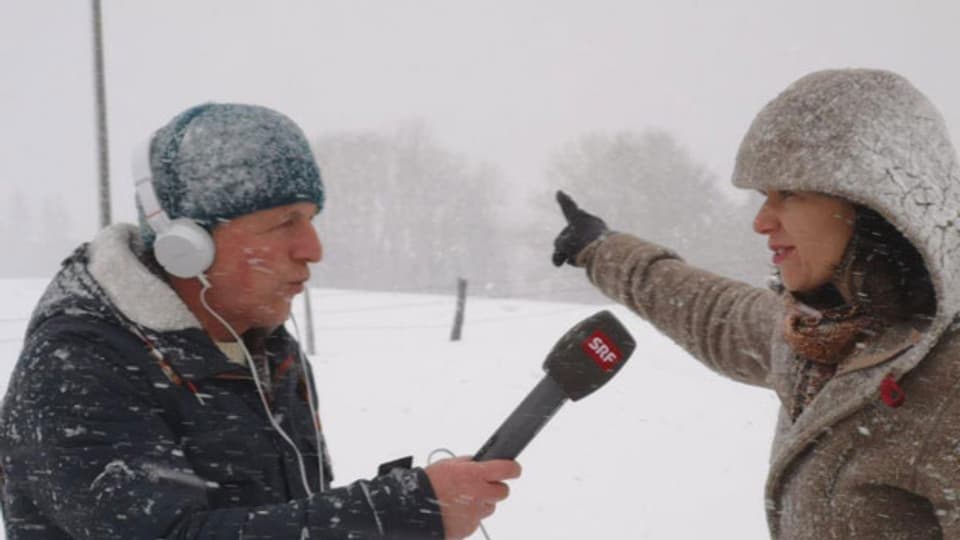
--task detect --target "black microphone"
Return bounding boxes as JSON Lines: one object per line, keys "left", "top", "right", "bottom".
{"left": 473, "top": 310, "right": 636, "bottom": 461}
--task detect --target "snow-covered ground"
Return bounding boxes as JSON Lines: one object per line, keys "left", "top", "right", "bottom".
{"left": 0, "top": 279, "right": 779, "bottom": 539}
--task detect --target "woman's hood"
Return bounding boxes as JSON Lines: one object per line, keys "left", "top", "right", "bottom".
{"left": 733, "top": 68, "right": 960, "bottom": 321}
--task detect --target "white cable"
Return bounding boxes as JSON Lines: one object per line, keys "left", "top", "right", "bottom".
{"left": 358, "top": 480, "right": 386, "bottom": 535}
{"left": 427, "top": 448, "right": 458, "bottom": 464}
{"left": 288, "top": 312, "right": 326, "bottom": 492}
{"left": 197, "top": 274, "right": 315, "bottom": 497}
{"left": 427, "top": 448, "right": 492, "bottom": 540}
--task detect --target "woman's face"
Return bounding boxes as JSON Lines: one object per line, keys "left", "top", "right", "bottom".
{"left": 753, "top": 190, "right": 856, "bottom": 293}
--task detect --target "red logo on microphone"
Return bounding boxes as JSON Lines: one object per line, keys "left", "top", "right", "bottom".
{"left": 582, "top": 330, "right": 622, "bottom": 372}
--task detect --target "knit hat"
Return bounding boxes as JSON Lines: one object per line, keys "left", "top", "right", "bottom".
{"left": 138, "top": 103, "right": 324, "bottom": 247}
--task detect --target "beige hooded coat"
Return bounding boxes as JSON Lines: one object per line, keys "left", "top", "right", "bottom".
{"left": 576, "top": 70, "right": 960, "bottom": 538}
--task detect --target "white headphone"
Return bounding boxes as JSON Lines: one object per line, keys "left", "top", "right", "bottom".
{"left": 133, "top": 139, "right": 216, "bottom": 279}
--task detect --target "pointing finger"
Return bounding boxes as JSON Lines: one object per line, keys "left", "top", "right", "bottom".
{"left": 556, "top": 190, "right": 580, "bottom": 222}
{"left": 552, "top": 250, "right": 568, "bottom": 267}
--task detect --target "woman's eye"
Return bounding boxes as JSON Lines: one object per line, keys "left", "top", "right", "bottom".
{"left": 779, "top": 190, "right": 795, "bottom": 199}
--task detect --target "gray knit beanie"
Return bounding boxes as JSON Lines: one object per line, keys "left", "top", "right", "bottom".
{"left": 138, "top": 103, "right": 324, "bottom": 246}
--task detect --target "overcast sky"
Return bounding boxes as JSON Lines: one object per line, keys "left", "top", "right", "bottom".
{"left": 2, "top": 0, "right": 959, "bottom": 241}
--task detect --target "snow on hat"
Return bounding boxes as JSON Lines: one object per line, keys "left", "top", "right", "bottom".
{"left": 732, "top": 68, "right": 960, "bottom": 318}
{"left": 138, "top": 103, "right": 324, "bottom": 247}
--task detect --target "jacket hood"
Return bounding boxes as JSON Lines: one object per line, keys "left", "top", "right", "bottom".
{"left": 28, "top": 224, "right": 202, "bottom": 335}
{"left": 732, "top": 68, "right": 960, "bottom": 323}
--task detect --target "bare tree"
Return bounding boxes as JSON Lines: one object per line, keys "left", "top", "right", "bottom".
{"left": 311, "top": 123, "right": 508, "bottom": 294}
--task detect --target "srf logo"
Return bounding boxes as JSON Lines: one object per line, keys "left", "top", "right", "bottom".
{"left": 582, "top": 330, "right": 621, "bottom": 372}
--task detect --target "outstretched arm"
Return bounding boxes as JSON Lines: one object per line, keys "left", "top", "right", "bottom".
{"left": 552, "top": 191, "right": 781, "bottom": 387}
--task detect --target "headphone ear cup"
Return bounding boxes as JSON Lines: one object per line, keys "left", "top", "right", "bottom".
{"left": 154, "top": 219, "right": 216, "bottom": 278}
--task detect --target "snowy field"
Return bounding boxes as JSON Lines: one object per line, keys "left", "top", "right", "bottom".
{"left": 0, "top": 279, "right": 779, "bottom": 539}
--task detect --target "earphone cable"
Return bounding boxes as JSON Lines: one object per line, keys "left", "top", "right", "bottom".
{"left": 198, "top": 274, "right": 316, "bottom": 497}
{"left": 288, "top": 312, "right": 326, "bottom": 492}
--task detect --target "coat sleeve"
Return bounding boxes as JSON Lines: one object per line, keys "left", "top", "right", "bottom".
{"left": 0, "top": 330, "right": 444, "bottom": 540}
{"left": 579, "top": 233, "right": 782, "bottom": 388}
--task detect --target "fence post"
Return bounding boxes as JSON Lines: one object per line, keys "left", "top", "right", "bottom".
{"left": 302, "top": 286, "right": 316, "bottom": 355}
{"left": 450, "top": 278, "right": 468, "bottom": 341}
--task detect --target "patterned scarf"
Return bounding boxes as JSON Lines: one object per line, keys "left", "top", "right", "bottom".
{"left": 782, "top": 295, "right": 884, "bottom": 420}
{"left": 782, "top": 296, "right": 881, "bottom": 365}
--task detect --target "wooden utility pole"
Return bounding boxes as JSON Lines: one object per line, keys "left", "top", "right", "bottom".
{"left": 91, "top": 0, "right": 111, "bottom": 227}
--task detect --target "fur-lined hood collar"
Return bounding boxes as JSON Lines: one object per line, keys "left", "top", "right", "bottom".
{"left": 29, "top": 224, "right": 201, "bottom": 334}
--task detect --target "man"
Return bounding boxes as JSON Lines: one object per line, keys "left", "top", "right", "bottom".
{"left": 0, "top": 103, "right": 520, "bottom": 539}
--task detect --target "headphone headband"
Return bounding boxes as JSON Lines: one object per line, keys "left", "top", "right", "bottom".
{"left": 133, "top": 139, "right": 171, "bottom": 234}
{"left": 131, "top": 137, "right": 215, "bottom": 278}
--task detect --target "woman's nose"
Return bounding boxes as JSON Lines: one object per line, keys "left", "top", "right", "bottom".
{"left": 753, "top": 204, "right": 777, "bottom": 235}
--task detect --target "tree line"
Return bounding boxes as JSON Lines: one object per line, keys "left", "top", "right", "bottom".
{"left": 3, "top": 122, "right": 769, "bottom": 304}
{"left": 310, "top": 123, "right": 768, "bottom": 303}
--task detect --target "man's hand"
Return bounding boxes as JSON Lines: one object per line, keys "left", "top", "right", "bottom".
{"left": 552, "top": 190, "right": 610, "bottom": 267}
{"left": 425, "top": 457, "right": 522, "bottom": 539}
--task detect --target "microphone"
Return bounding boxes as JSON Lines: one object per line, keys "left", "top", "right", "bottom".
{"left": 473, "top": 310, "right": 636, "bottom": 461}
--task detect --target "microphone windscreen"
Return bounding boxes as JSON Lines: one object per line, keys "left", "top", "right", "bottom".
{"left": 543, "top": 310, "right": 636, "bottom": 401}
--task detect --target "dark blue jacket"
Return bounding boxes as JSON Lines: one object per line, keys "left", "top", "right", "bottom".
{"left": 0, "top": 225, "right": 444, "bottom": 539}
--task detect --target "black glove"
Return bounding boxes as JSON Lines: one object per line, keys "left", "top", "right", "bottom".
{"left": 552, "top": 190, "right": 610, "bottom": 267}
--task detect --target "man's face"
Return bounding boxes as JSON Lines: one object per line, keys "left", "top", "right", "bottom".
{"left": 204, "top": 202, "right": 321, "bottom": 333}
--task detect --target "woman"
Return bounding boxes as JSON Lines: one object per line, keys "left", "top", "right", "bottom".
{"left": 553, "top": 69, "right": 960, "bottom": 538}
